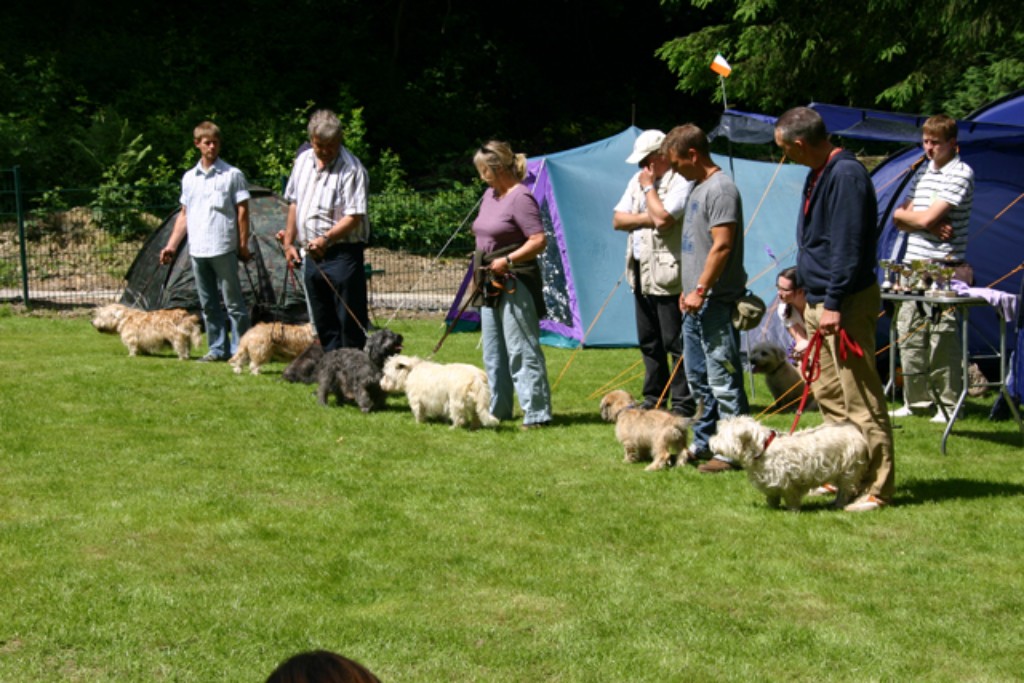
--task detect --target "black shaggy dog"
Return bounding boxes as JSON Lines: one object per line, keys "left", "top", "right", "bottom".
{"left": 316, "top": 329, "right": 404, "bottom": 412}
{"left": 282, "top": 342, "right": 324, "bottom": 384}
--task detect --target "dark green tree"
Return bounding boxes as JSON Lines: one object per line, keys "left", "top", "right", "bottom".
{"left": 656, "top": 0, "right": 1024, "bottom": 117}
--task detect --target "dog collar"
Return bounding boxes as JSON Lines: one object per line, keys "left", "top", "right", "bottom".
{"left": 756, "top": 430, "right": 779, "bottom": 459}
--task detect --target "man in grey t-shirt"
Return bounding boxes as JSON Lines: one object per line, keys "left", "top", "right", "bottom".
{"left": 662, "top": 124, "right": 749, "bottom": 472}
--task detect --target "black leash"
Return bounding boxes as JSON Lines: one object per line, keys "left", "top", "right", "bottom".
{"left": 432, "top": 271, "right": 485, "bottom": 356}
{"left": 306, "top": 255, "right": 370, "bottom": 339}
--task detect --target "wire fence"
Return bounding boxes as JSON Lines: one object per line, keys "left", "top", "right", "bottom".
{"left": 0, "top": 169, "right": 477, "bottom": 317}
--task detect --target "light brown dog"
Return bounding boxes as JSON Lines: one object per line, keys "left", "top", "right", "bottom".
{"left": 599, "top": 389, "right": 697, "bottom": 471}
{"left": 229, "top": 322, "right": 315, "bottom": 375}
{"left": 749, "top": 342, "right": 817, "bottom": 412}
{"left": 91, "top": 303, "right": 201, "bottom": 360}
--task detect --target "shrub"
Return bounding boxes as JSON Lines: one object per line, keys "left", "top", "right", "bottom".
{"left": 370, "top": 183, "right": 479, "bottom": 254}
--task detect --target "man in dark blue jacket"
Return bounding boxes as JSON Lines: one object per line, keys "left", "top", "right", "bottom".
{"left": 774, "top": 107, "right": 894, "bottom": 512}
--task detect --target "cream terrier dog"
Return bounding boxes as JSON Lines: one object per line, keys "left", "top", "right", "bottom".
{"left": 229, "top": 322, "right": 315, "bottom": 375}
{"left": 709, "top": 415, "right": 869, "bottom": 510}
{"left": 599, "top": 389, "right": 697, "bottom": 471}
{"left": 380, "top": 354, "right": 499, "bottom": 429}
{"left": 92, "top": 303, "right": 201, "bottom": 360}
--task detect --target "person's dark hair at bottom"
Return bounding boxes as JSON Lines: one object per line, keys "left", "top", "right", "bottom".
{"left": 264, "top": 650, "right": 381, "bottom": 683}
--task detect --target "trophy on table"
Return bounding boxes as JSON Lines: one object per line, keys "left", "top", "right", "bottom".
{"left": 937, "top": 261, "right": 959, "bottom": 295}
{"left": 879, "top": 259, "right": 897, "bottom": 291}
{"left": 909, "top": 260, "right": 931, "bottom": 294}
{"left": 923, "top": 261, "right": 944, "bottom": 296}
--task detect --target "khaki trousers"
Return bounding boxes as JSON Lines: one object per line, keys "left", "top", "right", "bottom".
{"left": 805, "top": 283, "right": 895, "bottom": 502}
{"left": 896, "top": 300, "right": 962, "bottom": 410}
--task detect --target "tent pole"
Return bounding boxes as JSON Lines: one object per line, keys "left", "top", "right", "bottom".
{"left": 744, "top": 331, "right": 756, "bottom": 400}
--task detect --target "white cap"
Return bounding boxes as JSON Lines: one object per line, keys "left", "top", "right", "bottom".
{"left": 626, "top": 129, "right": 666, "bottom": 164}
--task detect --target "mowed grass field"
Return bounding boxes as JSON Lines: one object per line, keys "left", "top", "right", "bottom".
{"left": 2, "top": 309, "right": 1023, "bottom": 682}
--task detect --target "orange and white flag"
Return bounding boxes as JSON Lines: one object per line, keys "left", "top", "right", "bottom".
{"left": 710, "top": 54, "right": 732, "bottom": 78}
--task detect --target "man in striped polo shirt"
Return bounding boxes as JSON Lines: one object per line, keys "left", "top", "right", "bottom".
{"left": 892, "top": 114, "right": 975, "bottom": 423}
{"left": 282, "top": 110, "right": 370, "bottom": 351}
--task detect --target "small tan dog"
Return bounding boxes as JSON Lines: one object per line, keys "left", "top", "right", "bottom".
{"left": 229, "top": 322, "right": 314, "bottom": 375}
{"left": 749, "top": 342, "right": 817, "bottom": 412}
{"left": 92, "top": 303, "right": 201, "bottom": 360}
{"left": 599, "top": 389, "right": 697, "bottom": 471}
{"left": 709, "top": 415, "right": 869, "bottom": 511}
{"left": 380, "top": 354, "right": 499, "bottom": 429}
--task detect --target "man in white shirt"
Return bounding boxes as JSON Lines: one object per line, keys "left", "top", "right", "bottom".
{"left": 160, "top": 121, "right": 251, "bottom": 362}
{"left": 612, "top": 129, "right": 696, "bottom": 417}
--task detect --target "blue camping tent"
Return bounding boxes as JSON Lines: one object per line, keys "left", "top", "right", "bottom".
{"left": 447, "top": 127, "right": 808, "bottom": 348}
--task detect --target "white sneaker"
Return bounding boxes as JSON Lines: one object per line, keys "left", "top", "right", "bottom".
{"left": 807, "top": 483, "right": 838, "bottom": 497}
{"left": 844, "top": 494, "right": 886, "bottom": 512}
{"left": 890, "top": 405, "right": 914, "bottom": 418}
{"left": 931, "top": 410, "right": 953, "bottom": 424}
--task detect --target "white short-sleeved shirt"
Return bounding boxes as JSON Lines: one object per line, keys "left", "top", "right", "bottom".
{"left": 284, "top": 147, "right": 370, "bottom": 245}
{"left": 179, "top": 158, "right": 250, "bottom": 258}
{"left": 614, "top": 170, "right": 692, "bottom": 258}
{"left": 777, "top": 302, "right": 805, "bottom": 330}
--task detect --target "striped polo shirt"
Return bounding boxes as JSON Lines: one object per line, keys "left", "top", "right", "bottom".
{"left": 904, "top": 155, "right": 974, "bottom": 261}
{"left": 179, "top": 158, "right": 250, "bottom": 258}
{"left": 284, "top": 147, "right": 370, "bottom": 245}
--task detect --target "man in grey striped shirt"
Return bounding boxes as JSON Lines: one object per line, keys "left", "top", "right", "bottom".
{"left": 282, "top": 110, "right": 370, "bottom": 351}
{"left": 892, "top": 114, "right": 975, "bottom": 423}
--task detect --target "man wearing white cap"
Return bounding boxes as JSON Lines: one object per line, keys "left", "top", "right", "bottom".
{"left": 613, "top": 129, "right": 697, "bottom": 417}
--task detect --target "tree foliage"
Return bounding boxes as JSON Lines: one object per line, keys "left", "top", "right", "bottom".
{"left": 656, "top": 0, "right": 1024, "bottom": 117}
{"left": 0, "top": 0, "right": 702, "bottom": 200}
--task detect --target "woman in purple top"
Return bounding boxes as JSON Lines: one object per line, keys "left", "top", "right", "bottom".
{"left": 472, "top": 141, "right": 552, "bottom": 429}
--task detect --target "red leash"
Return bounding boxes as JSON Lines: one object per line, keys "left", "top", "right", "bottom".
{"left": 837, "top": 328, "right": 864, "bottom": 361}
{"left": 790, "top": 330, "right": 824, "bottom": 434}
{"left": 788, "top": 327, "right": 865, "bottom": 434}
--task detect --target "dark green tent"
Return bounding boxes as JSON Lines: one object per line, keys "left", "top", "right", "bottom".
{"left": 120, "top": 187, "right": 308, "bottom": 323}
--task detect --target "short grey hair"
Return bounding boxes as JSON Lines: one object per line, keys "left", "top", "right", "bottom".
{"left": 308, "top": 109, "right": 342, "bottom": 143}
{"left": 775, "top": 107, "right": 828, "bottom": 146}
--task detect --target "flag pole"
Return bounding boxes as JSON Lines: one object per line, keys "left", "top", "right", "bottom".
{"left": 719, "top": 73, "right": 735, "bottom": 178}
{"left": 713, "top": 54, "right": 750, "bottom": 398}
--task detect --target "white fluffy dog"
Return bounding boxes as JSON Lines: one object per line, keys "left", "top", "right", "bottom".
{"left": 92, "top": 303, "right": 201, "bottom": 360}
{"left": 380, "top": 354, "right": 499, "bottom": 429}
{"left": 709, "top": 415, "right": 869, "bottom": 510}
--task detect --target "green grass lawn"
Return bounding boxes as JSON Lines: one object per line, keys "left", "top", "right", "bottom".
{"left": 2, "top": 309, "right": 1023, "bottom": 682}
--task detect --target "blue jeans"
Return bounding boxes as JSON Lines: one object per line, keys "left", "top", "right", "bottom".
{"left": 192, "top": 252, "right": 249, "bottom": 358}
{"left": 481, "top": 284, "right": 552, "bottom": 425}
{"left": 683, "top": 298, "right": 749, "bottom": 450}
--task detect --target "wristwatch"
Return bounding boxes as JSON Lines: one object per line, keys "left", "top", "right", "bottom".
{"left": 506, "top": 255, "right": 514, "bottom": 268}
{"left": 641, "top": 185, "right": 655, "bottom": 194}
{"left": 695, "top": 283, "right": 709, "bottom": 297}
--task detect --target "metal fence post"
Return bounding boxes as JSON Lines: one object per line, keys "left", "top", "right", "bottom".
{"left": 14, "top": 166, "right": 30, "bottom": 307}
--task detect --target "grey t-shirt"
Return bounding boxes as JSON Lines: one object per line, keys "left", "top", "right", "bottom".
{"left": 680, "top": 171, "right": 746, "bottom": 301}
